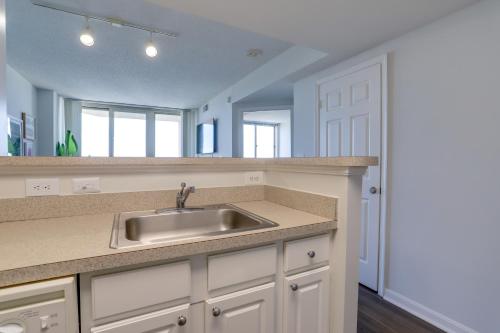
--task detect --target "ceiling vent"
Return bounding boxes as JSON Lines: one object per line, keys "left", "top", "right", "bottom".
{"left": 247, "top": 48, "right": 263, "bottom": 58}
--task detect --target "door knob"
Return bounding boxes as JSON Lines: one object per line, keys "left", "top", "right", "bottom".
{"left": 212, "top": 307, "right": 221, "bottom": 317}
{"left": 177, "top": 316, "right": 187, "bottom": 326}
{"left": 290, "top": 283, "right": 299, "bottom": 291}
{"left": 369, "top": 187, "right": 378, "bottom": 194}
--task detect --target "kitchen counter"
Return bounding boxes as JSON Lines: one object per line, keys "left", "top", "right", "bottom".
{"left": 0, "top": 201, "right": 336, "bottom": 288}
{"left": 0, "top": 156, "right": 377, "bottom": 175}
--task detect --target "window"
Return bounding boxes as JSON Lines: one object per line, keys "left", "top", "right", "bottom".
{"left": 81, "top": 108, "right": 109, "bottom": 157}
{"left": 80, "top": 105, "right": 182, "bottom": 157}
{"left": 243, "top": 124, "right": 256, "bottom": 158}
{"left": 114, "top": 112, "right": 146, "bottom": 157}
{"left": 155, "top": 114, "right": 181, "bottom": 157}
{"left": 243, "top": 123, "right": 277, "bottom": 158}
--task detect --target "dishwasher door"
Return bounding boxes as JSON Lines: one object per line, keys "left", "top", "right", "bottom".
{"left": 0, "top": 277, "right": 78, "bottom": 333}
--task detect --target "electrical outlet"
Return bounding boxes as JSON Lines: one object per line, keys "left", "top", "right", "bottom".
{"left": 245, "top": 172, "right": 264, "bottom": 185}
{"left": 25, "top": 178, "right": 60, "bottom": 196}
{"left": 73, "top": 177, "right": 100, "bottom": 194}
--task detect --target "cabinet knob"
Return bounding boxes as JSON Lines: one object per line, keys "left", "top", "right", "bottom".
{"left": 212, "top": 307, "right": 221, "bottom": 317}
{"left": 307, "top": 250, "right": 316, "bottom": 258}
{"left": 177, "top": 316, "right": 187, "bottom": 326}
{"left": 290, "top": 283, "right": 299, "bottom": 291}
{"left": 369, "top": 186, "right": 378, "bottom": 194}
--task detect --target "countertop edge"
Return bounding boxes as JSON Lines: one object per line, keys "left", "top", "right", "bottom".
{"left": 0, "top": 157, "right": 378, "bottom": 176}
{"left": 0, "top": 220, "right": 336, "bottom": 288}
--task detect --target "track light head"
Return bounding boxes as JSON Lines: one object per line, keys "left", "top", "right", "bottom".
{"left": 80, "top": 18, "right": 94, "bottom": 47}
{"left": 145, "top": 32, "right": 158, "bottom": 58}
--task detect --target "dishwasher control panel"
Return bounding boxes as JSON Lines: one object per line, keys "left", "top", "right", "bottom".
{"left": 0, "top": 277, "right": 78, "bottom": 333}
{"left": 0, "top": 298, "right": 66, "bottom": 332}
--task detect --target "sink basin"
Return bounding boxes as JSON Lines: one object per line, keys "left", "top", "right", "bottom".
{"left": 110, "top": 205, "right": 278, "bottom": 249}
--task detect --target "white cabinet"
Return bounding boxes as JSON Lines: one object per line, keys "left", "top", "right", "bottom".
{"left": 91, "top": 304, "right": 190, "bottom": 333}
{"left": 284, "top": 266, "right": 330, "bottom": 333}
{"left": 205, "top": 283, "right": 275, "bottom": 333}
{"left": 91, "top": 261, "right": 191, "bottom": 320}
{"left": 284, "top": 234, "right": 330, "bottom": 272}
{"left": 80, "top": 234, "right": 332, "bottom": 333}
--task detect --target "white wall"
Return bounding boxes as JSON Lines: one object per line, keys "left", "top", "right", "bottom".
{"left": 6, "top": 66, "right": 36, "bottom": 120}
{"left": 6, "top": 66, "right": 37, "bottom": 154}
{"left": 293, "top": 1, "right": 500, "bottom": 331}
{"left": 36, "top": 88, "right": 58, "bottom": 156}
{"left": 198, "top": 46, "right": 326, "bottom": 157}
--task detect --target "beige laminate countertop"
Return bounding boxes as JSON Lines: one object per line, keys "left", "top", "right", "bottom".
{"left": 0, "top": 201, "right": 336, "bottom": 288}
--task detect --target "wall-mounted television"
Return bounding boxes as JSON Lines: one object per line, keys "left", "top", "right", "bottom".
{"left": 196, "top": 119, "right": 217, "bottom": 154}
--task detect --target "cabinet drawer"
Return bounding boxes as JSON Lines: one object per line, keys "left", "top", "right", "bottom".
{"left": 91, "top": 304, "right": 190, "bottom": 333}
{"left": 91, "top": 261, "right": 191, "bottom": 320}
{"left": 208, "top": 245, "right": 277, "bottom": 291}
{"left": 284, "top": 234, "right": 330, "bottom": 272}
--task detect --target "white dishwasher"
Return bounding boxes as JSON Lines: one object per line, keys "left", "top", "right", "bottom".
{"left": 0, "top": 277, "right": 78, "bottom": 333}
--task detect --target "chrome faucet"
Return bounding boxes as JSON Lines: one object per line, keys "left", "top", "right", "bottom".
{"left": 176, "top": 182, "right": 195, "bottom": 209}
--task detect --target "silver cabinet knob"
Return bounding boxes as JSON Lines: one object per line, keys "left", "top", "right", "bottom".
{"left": 369, "top": 186, "right": 378, "bottom": 194}
{"left": 290, "top": 283, "right": 299, "bottom": 291}
{"left": 177, "top": 316, "right": 187, "bottom": 326}
{"left": 212, "top": 307, "right": 221, "bottom": 317}
{"left": 307, "top": 250, "right": 316, "bottom": 258}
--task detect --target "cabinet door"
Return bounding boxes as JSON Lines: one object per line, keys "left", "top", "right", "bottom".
{"left": 284, "top": 266, "right": 330, "bottom": 333}
{"left": 91, "top": 304, "right": 190, "bottom": 333}
{"left": 205, "top": 283, "right": 275, "bottom": 333}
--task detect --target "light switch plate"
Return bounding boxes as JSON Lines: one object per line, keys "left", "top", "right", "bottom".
{"left": 244, "top": 172, "right": 264, "bottom": 185}
{"left": 26, "top": 178, "right": 60, "bottom": 196}
{"left": 72, "top": 177, "right": 101, "bottom": 194}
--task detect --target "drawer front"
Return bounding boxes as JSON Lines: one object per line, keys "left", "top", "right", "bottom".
{"left": 284, "top": 234, "right": 330, "bottom": 272}
{"left": 91, "top": 261, "right": 191, "bottom": 320}
{"left": 91, "top": 304, "right": 190, "bottom": 333}
{"left": 208, "top": 245, "right": 277, "bottom": 291}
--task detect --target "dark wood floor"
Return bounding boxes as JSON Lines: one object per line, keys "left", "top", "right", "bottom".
{"left": 358, "top": 286, "right": 444, "bottom": 333}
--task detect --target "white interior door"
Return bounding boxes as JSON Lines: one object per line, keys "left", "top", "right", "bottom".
{"left": 319, "top": 64, "right": 382, "bottom": 291}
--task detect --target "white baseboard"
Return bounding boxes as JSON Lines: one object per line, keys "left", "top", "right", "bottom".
{"left": 383, "top": 289, "right": 478, "bottom": 333}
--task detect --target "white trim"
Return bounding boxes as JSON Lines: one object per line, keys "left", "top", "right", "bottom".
{"left": 314, "top": 54, "right": 389, "bottom": 296}
{"left": 378, "top": 54, "right": 388, "bottom": 297}
{"left": 384, "top": 289, "right": 478, "bottom": 333}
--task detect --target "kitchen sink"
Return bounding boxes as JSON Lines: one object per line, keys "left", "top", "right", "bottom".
{"left": 110, "top": 204, "right": 278, "bottom": 249}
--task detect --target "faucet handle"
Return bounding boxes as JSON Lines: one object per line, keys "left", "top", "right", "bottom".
{"left": 189, "top": 186, "right": 195, "bottom": 193}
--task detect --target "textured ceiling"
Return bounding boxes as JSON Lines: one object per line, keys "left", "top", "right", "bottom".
{"left": 149, "top": 0, "right": 478, "bottom": 71}
{"left": 6, "top": 0, "right": 292, "bottom": 109}
{"left": 156, "top": 0, "right": 478, "bottom": 108}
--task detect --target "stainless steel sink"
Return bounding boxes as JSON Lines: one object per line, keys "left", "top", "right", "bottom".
{"left": 110, "top": 204, "right": 278, "bottom": 249}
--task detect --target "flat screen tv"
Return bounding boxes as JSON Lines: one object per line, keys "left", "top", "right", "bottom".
{"left": 196, "top": 120, "right": 217, "bottom": 154}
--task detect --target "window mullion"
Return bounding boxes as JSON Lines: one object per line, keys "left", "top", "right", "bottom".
{"left": 109, "top": 109, "right": 114, "bottom": 157}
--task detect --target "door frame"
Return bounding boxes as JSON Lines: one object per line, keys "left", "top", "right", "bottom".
{"left": 315, "top": 54, "right": 388, "bottom": 297}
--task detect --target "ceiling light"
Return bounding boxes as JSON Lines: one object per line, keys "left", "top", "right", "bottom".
{"left": 145, "top": 32, "right": 158, "bottom": 58}
{"left": 80, "top": 18, "right": 94, "bottom": 47}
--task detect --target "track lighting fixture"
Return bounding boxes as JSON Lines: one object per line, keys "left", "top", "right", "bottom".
{"left": 32, "top": 1, "right": 179, "bottom": 57}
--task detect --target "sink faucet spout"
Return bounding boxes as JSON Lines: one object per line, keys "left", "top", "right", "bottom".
{"left": 176, "top": 182, "right": 195, "bottom": 208}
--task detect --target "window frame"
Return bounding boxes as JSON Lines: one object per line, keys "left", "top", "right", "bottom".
{"left": 243, "top": 121, "right": 279, "bottom": 158}
{"left": 80, "top": 102, "right": 183, "bottom": 157}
